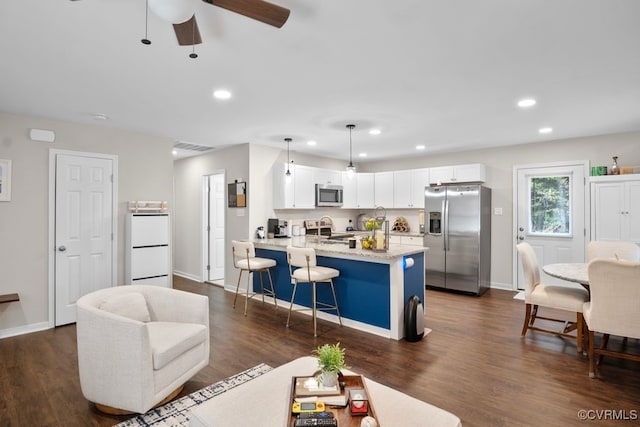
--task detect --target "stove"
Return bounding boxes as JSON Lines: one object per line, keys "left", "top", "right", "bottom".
{"left": 304, "top": 219, "right": 332, "bottom": 236}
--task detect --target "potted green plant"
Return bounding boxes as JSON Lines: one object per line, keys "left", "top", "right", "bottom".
{"left": 313, "top": 342, "right": 349, "bottom": 387}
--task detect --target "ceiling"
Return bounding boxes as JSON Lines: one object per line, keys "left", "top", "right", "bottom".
{"left": 1, "top": 0, "right": 639, "bottom": 162}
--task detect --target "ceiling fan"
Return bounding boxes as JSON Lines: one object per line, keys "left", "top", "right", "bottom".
{"left": 161, "top": 0, "right": 291, "bottom": 46}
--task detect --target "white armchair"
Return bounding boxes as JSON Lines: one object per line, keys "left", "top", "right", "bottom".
{"left": 76, "top": 285, "right": 210, "bottom": 414}
{"left": 584, "top": 259, "right": 640, "bottom": 378}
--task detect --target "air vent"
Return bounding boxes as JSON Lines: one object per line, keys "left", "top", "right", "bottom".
{"left": 173, "top": 141, "right": 214, "bottom": 152}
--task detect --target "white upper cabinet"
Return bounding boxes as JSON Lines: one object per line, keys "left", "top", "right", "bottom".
{"left": 342, "top": 172, "right": 375, "bottom": 209}
{"left": 374, "top": 171, "right": 394, "bottom": 208}
{"left": 273, "top": 163, "right": 315, "bottom": 209}
{"left": 341, "top": 172, "right": 358, "bottom": 208}
{"left": 394, "top": 168, "right": 429, "bottom": 208}
{"left": 314, "top": 168, "right": 342, "bottom": 186}
{"left": 357, "top": 173, "right": 375, "bottom": 208}
{"left": 429, "top": 163, "right": 486, "bottom": 184}
{"left": 590, "top": 175, "right": 640, "bottom": 243}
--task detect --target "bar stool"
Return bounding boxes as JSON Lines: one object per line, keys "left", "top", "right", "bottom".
{"left": 231, "top": 240, "right": 277, "bottom": 316}
{"left": 286, "top": 246, "right": 342, "bottom": 336}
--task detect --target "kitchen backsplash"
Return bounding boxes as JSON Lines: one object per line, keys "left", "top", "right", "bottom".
{"left": 271, "top": 208, "right": 424, "bottom": 234}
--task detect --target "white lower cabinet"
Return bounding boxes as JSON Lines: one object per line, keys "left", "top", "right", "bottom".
{"left": 590, "top": 175, "right": 640, "bottom": 243}
{"left": 389, "top": 235, "right": 424, "bottom": 246}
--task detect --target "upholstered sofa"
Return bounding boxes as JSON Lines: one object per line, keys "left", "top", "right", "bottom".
{"left": 76, "top": 285, "right": 210, "bottom": 414}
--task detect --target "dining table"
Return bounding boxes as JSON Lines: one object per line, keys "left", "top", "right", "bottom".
{"left": 542, "top": 262, "right": 589, "bottom": 287}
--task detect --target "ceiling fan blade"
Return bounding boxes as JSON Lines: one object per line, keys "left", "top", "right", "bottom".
{"left": 173, "top": 15, "right": 203, "bottom": 46}
{"left": 205, "top": 0, "right": 290, "bottom": 28}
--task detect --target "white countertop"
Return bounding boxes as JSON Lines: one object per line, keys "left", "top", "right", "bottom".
{"left": 253, "top": 235, "right": 427, "bottom": 261}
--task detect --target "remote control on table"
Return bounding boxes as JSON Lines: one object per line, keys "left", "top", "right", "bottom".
{"left": 298, "top": 412, "right": 334, "bottom": 419}
{"left": 294, "top": 418, "right": 338, "bottom": 427}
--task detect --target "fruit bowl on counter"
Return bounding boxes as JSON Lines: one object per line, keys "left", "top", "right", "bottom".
{"left": 360, "top": 235, "right": 376, "bottom": 250}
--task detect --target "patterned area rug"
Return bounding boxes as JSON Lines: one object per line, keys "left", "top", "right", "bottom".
{"left": 114, "top": 363, "right": 272, "bottom": 427}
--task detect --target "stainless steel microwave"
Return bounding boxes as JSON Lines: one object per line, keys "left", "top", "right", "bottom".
{"left": 315, "top": 184, "right": 343, "bottom": 207}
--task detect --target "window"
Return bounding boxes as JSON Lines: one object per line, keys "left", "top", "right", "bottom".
{"left": 528, "top": 175, "right": 571, "bottom": 235}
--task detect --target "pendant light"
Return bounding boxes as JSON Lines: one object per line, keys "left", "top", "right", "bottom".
{"left": 346, "top": 124, "right": 356, "bottom": 177}
{"left": 141, "top": 0, "right": 152, "bottom": 45}
{"left": 284, "top": 137, "right": 292, "bottom": 182}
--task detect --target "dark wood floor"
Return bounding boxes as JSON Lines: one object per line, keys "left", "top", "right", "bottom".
{"left": 1, "top": 277, "right": 639, "bottom": 426}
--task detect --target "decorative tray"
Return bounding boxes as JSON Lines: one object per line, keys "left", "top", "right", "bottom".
{"left": 286, "top": 374, "right": 379, "bottom": 427}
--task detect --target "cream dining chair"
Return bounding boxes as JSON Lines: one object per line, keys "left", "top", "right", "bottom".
{"left": 517, "top": 242, "right": 590, "bottom": 352}
{"left": 587, "top": 240, "right": 640, "bottom": 261}
{"left": 584, "top": 258, "right": 640, "bottom": 378}
{"left": 231, "top": 240, "right": 277, "bottom": 316}
{"left": 286, "top": 246, "right": 342, "bottom": 336}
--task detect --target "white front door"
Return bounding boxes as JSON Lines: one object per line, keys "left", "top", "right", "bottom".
{"left": 54, "top": 153, "right": 115, "bottom": 326}
{"left": 208, "top": 173, "right": 225, "bottom": 281}
{"left": 514, "top": 162, "right": 588, "bottom": 290}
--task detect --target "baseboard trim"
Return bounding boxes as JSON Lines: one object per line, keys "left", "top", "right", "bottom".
{"left": 490, "top": 281, "right": 515, "bottom": 291}
{"left": 173, "top": 270, "right": 202, "bottom": 283}
{"left": 0, "top": 321, "right": 51, "bottom": 339}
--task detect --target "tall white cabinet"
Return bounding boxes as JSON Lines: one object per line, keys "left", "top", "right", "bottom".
{"left": 590, "top": 175, "right": 640, "bottom": 244}
{"left": 126, "top": 213, "right": 171, "bottom": 286}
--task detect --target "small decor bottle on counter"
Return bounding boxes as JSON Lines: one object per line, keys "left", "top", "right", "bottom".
{"left": 611, "top": 156, "right": 620, "bottom": 175}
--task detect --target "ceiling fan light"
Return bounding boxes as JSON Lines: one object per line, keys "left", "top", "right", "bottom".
{"left": 148, "top": 0, "right": 197, "bottom": 24}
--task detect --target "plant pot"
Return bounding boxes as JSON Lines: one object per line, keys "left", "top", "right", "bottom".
{"left": 320, "top": 371, "right": 338, "bottom": 387}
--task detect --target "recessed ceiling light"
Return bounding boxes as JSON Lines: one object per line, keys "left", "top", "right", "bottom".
{"left": 91, "top": 113, "right": 109, "bottom": 120}
{"left": 172, "top": 149, "right": 178, "bottom": 155}
{"left": 369, "top": 128, "right": 381, "bottom": 135}
{"left": 358, "top": 153, "right": 367, "bottom": 157}
{"left": 416, "top": 145, "right": 425, "bottom": 150}
{"left": 307, "top": 140, "right": 317, "bottom": 146}
{"left": 539, "top": 127, "right": 553, "bottom": 134}
{"left": 517, "top": 98, "right": 536, "bottom": 108}
{"left": 213, "top": 89, "right": 232, "bottom": 100}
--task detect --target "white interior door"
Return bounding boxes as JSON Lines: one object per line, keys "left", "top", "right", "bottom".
{"left": 514, "top": 162, "right": 588, "bottom": 290}
{"left": 207, "top": 173, "right": 225, "bottom": 281}
{"left": 55, "top": 153, "right": 114, "bottom": 325}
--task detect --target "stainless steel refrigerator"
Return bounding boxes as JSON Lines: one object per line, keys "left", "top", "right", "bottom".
{"left": 424, "top": 185, "right": 491, "bottom": 295}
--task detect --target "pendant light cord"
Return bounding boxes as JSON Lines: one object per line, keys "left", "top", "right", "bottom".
{"left": 141, "top": 0, "right": 151, "bottom": 45}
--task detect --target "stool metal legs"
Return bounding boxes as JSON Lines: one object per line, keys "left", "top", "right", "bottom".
{"left": 233, "top": 268, "right": 277, "bottom": 316}
{"left": 287, "top": 279, "right": 342, "bottom": 336}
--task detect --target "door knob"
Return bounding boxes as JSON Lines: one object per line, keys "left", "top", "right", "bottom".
{"left": 518, "top": 236, "right": 525, "bottom": 241}
{"left": 519, "top": 227, "right": 524, "bottom": 232}
{"left": 58, "top": 245, "right": 66, "bottom": 252}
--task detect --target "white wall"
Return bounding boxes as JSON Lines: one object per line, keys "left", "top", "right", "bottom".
{"left": 172, "top": 144, "right": 252, "bottom": 286}
{"left": 0, "top": 112, "right": 174, "bottom": 336}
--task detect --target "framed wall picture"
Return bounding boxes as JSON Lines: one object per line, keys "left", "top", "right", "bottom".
{"left": 228, "top": 181, "right": 246, "bottom": 207}
{"left": 0, "top": 159, "right": 11, "bottom": 202}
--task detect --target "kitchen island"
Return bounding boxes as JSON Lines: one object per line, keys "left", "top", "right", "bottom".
{"left": 252, "top": 236, "right": 427, "bottom": 340}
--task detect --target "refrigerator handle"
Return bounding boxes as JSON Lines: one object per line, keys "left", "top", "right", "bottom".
{"left": 443, "top": 199, "right": 449, "bottom": 251}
